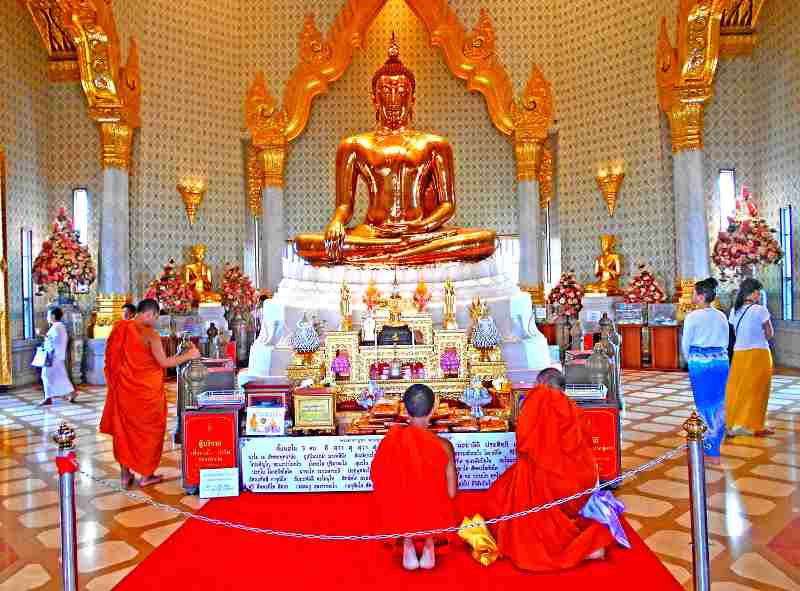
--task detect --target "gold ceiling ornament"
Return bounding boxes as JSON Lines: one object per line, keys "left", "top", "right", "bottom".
{"left": 244, "top": 72, "right": 288, "bottom": 188}
{"left": 20, "top": 0, "right": 80, "bottom": 82}
{"left": 512, "top": 64, "right": 554, "bottom": 181}
{"left": 246, "top": 145, "right": 263, "bottom": 218}
{"left": 720, "top": 0, "right": 766, "bottom": 56}
{"left": 0, "top": 148, "right": 11, "bottom": 385}
{"left": 656, "top": 0, "right": 732, "bottom": 153}
{"left": 55, "top": 0, "right": 141, "bottom": 170}
{"left": 177, "top": 178, "right": 207, "bottom": 225}
{"left": 596, "top": 166, "right": 625, "bottom": 217}
{"left": 538, "top": 145, "right": 554, "bottom": 209}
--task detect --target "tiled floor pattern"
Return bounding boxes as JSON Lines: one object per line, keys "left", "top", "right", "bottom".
{"left": 0, "top": 371, "right": 798, "bottom": 590}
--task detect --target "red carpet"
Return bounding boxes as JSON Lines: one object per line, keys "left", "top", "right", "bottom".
{"left": 116, "top": 492, "right": 682, "bottom": 590}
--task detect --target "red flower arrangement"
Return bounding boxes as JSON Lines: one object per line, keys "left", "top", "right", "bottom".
{"left": 144, "top": 259, "right": 193, "bottom": 315}
{"left": 547, "top": 271, "right": 584, "bottom": 319}
{"left": 221, "top": 265, "right": 258, "bottom": 314}
{"left": 624, "top": 264, "right": 667, "bottom": 304}
{"left": 711, "top": 187, "right": 782, "bottom": 281}
{"left": 32, "top": 208, "right": 96, "bottom": 295}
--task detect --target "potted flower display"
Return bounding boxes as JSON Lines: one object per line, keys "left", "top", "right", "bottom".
{"left": 547, "top": 271, "right": 584, "bottom": 320}
{"left": 624, "top": 264, "right": 666, "bottom": 323}
{"left": 144, "top": 259, "right": 194, "bottom": 334}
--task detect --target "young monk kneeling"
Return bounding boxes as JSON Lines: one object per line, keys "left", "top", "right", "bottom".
{"left": 370, "top": 384, "right": 458, "bottom": 570}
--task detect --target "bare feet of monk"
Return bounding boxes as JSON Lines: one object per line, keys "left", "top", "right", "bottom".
{"left": 587, "top": 547, "right": 606, "bottom": 560}
{"left": 419, "top": 537, "right": 436, "bottom": 570}
{"left": 120, "top": 466, "right": 135, "bottom": 490}
{"left": 138, "top": 474, "right": 164, "bottom": 487}
{"left": 69, "top": 392, "right": 78, "bottom": 403}
{"left": 402, "top": 537, "right": 419, "bottom": 571}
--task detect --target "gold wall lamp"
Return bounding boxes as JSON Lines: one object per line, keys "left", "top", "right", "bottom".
{"left": 177, "top": 178, "right": 207, "bottom": 225}
{"left": 596, "top": 164, "right": 625, "bottom": 217}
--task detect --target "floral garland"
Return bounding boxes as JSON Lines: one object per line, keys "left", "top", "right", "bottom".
{"left": 221, "top": 265, "right": 258, "bottom": 315}
{"left": 144, "top": 259, "right": 193, "bottom": 315}
{"left": 624, "top": 264, "right": 667, "bottom": 304}
{"left": 547, "top": 271, "right": 584, "bottom": 318}
{"left": 711, "top": 188, "right": 783, "bottom": 281}
{"left": 32, "top": 208, "right": 96, "bottom": 295}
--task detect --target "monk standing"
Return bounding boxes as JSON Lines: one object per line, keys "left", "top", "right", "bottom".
{"left": 100, "top": 299, "right": 200, "bottom": 488}
{"left": 487, "top": 368, "right": 614, "bottom": 571}
{"left": 370, "top": 384, "right": 457, "bottom": 570}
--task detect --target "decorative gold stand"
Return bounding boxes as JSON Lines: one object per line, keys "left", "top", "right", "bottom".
{"left": 91, "top": 293, "right": 130, "bottom": 339}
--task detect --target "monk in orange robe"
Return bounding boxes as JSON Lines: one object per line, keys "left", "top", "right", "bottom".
{"left": 487, "top": 368, "right": 614, "bottom": 571}
{"left": 100, "top": 299, "right": 200, "bottom": 488}
{"left": 370, "top": 384, "right": 457, "bottom": 570}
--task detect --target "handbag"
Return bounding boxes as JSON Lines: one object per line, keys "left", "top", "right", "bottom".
{"left": 727, "top": 304, "right": 754, "bottom": 360}
{"left": 31, "top": 345, "right": 53, "bottom": 368}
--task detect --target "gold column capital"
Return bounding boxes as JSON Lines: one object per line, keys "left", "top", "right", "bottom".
{"left": 520, "top": 284, "right": 546, "bottom": 306}
{"left": 245, "top": 72, "right": 288, "bottom": 188}
{"left": 513, "top": 138, "right": 545, "bottom": 182}
{"left": 667, "top": 99, "right": 707, "bottom": 153}
{"left": 512, "top": 64, "right": 553, "bottom": 181}
{"left": 98, "top": 121, "right": 133, "bottom": 170}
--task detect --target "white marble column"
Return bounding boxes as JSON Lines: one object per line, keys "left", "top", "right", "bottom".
{"left": 672, "top": 150, "right": 710, "bottom": 281}
{"left": 99, "top": 167, "right": 130, "bottom": 294}
{"left": 260, "top": 186, "right": 285, "bottom": 294}
{"left": 518, "top": 179, "right": 543, "bottom": 292}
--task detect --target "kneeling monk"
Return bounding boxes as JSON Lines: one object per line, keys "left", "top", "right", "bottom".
{"left": 100, "top": 299, "right": 200, "bottom": 488}
{"left": 487, "top": 368, "right": 614, "bottom": 571}
{"left": 370, "top": 384, "right": 457, "bottom": 570}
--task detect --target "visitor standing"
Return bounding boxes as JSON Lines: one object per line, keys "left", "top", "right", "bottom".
{"left": 100, "top": 299, "right": 200, "bottom": 488}
{"left": 681, "top": 278, "right": 729, "bottom": 463}
{"left": 39, "top": 307, "right": 76, "bottom": 406}
{"left": 726, "top": 278, "right": 774, "bottom": 437}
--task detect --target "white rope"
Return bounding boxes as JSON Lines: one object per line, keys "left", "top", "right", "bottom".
{"left": 69, "top": 444, "right": 687, "bottom": 541}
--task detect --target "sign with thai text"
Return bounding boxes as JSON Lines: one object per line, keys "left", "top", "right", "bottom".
{"left": 182, "top": 410, "right": 239, "bottom": 489}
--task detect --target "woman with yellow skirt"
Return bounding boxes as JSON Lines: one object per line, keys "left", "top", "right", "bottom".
{"left": 726, "top": 278, "right": 774, "bottom": 437}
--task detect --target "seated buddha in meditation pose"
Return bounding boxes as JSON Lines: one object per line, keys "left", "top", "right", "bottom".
{"left": 585, "top": 234, "right": 622, "bottom": 295}
{"left": 183, "top": 244, "right": 221, "bottom": 305}
{"left": 294, "top": 36, "right": 496, "bottom": 266}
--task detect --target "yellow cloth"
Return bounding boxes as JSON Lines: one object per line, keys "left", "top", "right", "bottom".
{"left": 725, "top": 348, "right": 773, "bottom": 432}
{"left": 458, "top": 514, "right": 499, "bottom": 567}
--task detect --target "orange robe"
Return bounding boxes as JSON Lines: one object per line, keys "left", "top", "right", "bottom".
{"left": 99, "top": 320, "right": 167, "bottom": 476}
{"left": 370, "top": 425, "right": 455, "bottom": 537}
{"left": 487, "top": 385, "right": 613, "bottom": 571}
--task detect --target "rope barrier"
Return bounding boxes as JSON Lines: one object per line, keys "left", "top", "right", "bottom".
{"left": 70, "top": 443, "right": 687, "bottom": 541}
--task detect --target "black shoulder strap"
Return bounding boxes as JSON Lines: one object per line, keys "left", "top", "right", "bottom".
{"left": 734, "top": 304, "right": 755, "bottom": 334}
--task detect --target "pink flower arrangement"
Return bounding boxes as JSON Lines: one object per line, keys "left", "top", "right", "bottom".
{"left": 624, "top": 264, "right": 667, "bottom": 304}
{"left": 711, "top": 189, "right": 782, "bottom": 281}
{"left": 221, "top": 265, "right": 258, "bottom": 314}
{"left": 32, "top": 208, "right": 96, "bottom": 295}
{"left": 144, "top": 259, "right": 193, "bottom": 315}
{"left": 440, "top": 348, "right": 460, "bottom": 376}
{"left": 547, "top": 271, "right": 584, "bottom": 319}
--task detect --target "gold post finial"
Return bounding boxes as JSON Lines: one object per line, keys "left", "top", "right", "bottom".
{"left": 682, "top": 412, "right": 708, "bottom": 442}
{"left": 388, "top": 32, "right": 399, "bottom": 58}
{"left": 52, "top": 422, "right": 76, "bottom": 451}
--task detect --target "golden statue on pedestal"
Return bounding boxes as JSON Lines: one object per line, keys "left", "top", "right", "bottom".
{"left": 183, "top": 244, "right": 222, "bottom": 305}
{"left": 585, "top": 234, "right": 623, "bottom": 296}
{"left": 294, "top": 35, "right": 496, "bottom": 266}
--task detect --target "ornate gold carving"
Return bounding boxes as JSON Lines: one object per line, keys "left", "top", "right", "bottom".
{"left": 675, "top": 277, "right": 700, "bottom": 320}
{"left": 246, "top": 145, "right": 263, "bottom": 217}
{"left": 55, "top": 0, "right": 141, "bottom": 169}
{"left": 299, "top": 14, "right": 333, "bottom": 65}
{"left": 0, "top": 148, "right": 12, "bottom": 385}
{"left": 520, "top": 284, "right": 546, "bottom": 306}
{"left": 720, "top": 0, "right": 765, "bottom": 56}
{"left": 596, "top": 168, "right": 625, "bottom": 217}
{"left": 244, "top": 72, "right": 287, "bottom": 188}
{"left": 656, "top": 0, "right": 731, "bottom": 153}
{"left": 462, "top": 8, "right": 495, "bottom": 62}
{"left": 177, "top": 179, "right": 207, "bottom": 225}
{"left": 22, "top": 1, "right": 79, "bottom": 82}
{"left": 538, "top": 146, "right": 554, "bottom": 209}
{"left": 91, "top": 292, "right": 129, "bottom": 339}
{"left": 512, "top": 64, "right": 554, "bottom": 181}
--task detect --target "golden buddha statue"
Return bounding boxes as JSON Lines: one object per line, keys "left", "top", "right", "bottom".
{"left": 183, "top": 244, "right": 222, "bottom": 305}
{"left": 294, "top": 35, "right": 496, "bottom": 266}
{"left": 585, "top": 234, "right": 623, "bottom": 296}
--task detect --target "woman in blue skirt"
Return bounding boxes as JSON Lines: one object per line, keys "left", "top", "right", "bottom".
{"left": 680, "top": 278, "right": 729, "bottom": 464}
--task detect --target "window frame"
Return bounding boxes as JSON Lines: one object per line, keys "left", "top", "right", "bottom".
{"left": 21, "top": 228, "right": 35, "bottom": 339}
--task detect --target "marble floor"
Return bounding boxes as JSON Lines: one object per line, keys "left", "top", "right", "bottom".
{"left": 0, "top": 370, "right": 798, "bottom": 590}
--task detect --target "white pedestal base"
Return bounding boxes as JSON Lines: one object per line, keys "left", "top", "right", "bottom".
{"left": 85, "top": 339, "right": 107, "bottom": 386}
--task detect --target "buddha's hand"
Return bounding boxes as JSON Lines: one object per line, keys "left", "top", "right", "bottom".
{"left": 324, "top": 221, "right": 346, "bottom": 262}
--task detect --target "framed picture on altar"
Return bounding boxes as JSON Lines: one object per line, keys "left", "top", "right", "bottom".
{"left": 293, "top": 387, "right": 336, "bottom": 431}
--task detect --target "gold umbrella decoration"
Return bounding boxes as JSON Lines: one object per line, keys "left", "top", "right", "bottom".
{"left": 177, "top": 178, "right": 207, "bottom": 225}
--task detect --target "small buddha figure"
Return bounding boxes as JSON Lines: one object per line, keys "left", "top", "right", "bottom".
{"left": 585, "top": 235, "right": 623, "bottom": 296}
{"left": 442, "top": 277, "right": 458, "bottom": 329}
{"left": 294, "top": 35, "right": 496, "bottom": 266}
{"left": 183, "top": 244, "right": 222, "bottom": 305}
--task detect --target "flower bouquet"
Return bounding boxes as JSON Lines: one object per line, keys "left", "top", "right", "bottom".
{"left": 32, "top": 208, "right": 96, "bottom": 297}
{"left": 440, "top": 347, "right": 460, "bottom": 378}
{"left": 221, "top": 265, "right": 258, "bottom": 315}
{"left": 144, "top": 259, "right": 194, "bottom": 315}
{"left": 547, "top": 271, "right": 584, "bottom": 319}
{"left": 623, "top": 264, "right": 666, "bottom": 304}
{"left": 711, "top": 187, "right": 783, "bottom": 281}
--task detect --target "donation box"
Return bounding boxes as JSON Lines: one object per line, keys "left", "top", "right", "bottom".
{"left": 182, "top": 409, "right": 240, "bottom": 494}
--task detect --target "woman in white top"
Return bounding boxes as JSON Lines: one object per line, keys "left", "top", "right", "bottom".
{"left": 681, "top": 278, "right": 729, "bottom": 463}
{"left": 40, "top": 307, "right": 76, "bottom": 405}
{"left": 726, "top": 278, "right": 774, "bottom": 437}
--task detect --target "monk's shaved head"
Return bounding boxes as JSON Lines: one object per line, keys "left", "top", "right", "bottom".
{"left": 536, "top": 368, "right": 566, "bottom": 390}
{"left": 137, "top": 298, "right": 160, "bottom": 316}
{"left": 403, "top": 384, "right": 435, "bottom": 417}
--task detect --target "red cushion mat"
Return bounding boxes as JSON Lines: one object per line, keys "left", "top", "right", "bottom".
{"left": 116, "top": 491, "right": 682, "bottom": 590}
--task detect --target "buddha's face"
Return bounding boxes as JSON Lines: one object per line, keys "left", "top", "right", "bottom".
{"left": 373, "top": 74, "right": 414, "bottom": 130}
{"left": 600, "top": 235, "right": 615, "bottom": 253}
{"left": 192, "top": 247, "right": 206, "bottom": 263}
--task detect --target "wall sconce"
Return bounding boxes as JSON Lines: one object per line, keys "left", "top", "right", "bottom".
{"left": 596, "top": 164, "right": 625, "bottom": 217}
{"left": 177, "top": 177, "right": 207, "bottom": 225}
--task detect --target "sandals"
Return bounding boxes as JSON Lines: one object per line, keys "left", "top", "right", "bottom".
{"left": 138, "top": 474, "right": 164, "bottom": 487}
